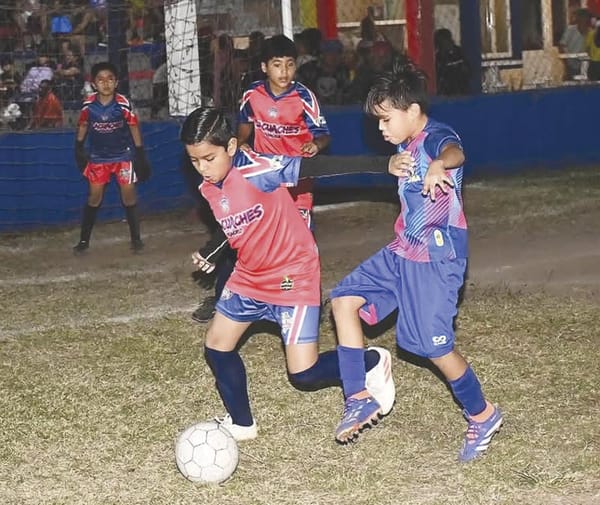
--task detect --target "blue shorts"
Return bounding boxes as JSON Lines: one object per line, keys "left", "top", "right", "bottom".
{"left": 330, "top": 247, "right": 466, "bottom": 358}
{"left": 215, "top": 288, "right": 320, "bottom": 345}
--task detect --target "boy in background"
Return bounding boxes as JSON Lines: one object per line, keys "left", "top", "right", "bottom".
{"left": 73, "top": 61, "right": 151, "bottom": 253}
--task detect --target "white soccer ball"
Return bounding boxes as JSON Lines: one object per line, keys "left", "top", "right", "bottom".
{"left": 175, "top": 420, "right": 239, "bottom": 484}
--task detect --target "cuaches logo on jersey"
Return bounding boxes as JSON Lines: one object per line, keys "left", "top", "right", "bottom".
{"left": 219, "top": 203, "right": 264, "bottom": 237}
{"left": 280, "top": 276, "right": 294, "bottom": 291}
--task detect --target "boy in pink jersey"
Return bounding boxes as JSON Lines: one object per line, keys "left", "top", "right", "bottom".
{"left": 180, "top": 107, "right": 394, "bottom": 441}
{"left": 191, "top": 34, "right": 331, "bottom": 323}
{"left": 238, "top": 34, "right": 331, "bottom": 229}
{"left": 331, "top": 62, "right": 503, "bottom": 461}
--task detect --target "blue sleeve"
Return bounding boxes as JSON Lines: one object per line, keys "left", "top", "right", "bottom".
{"left": 297, "top": 85, "right": 330, "bottom": 138}
{"left": 236, "top": 151, "right": 301, "bottom": 192}
{"left": 423, "top": 125, "right": 462, "bottom": 159}
{"left": 238, "top": 91, "right": 254, "bottom": 123}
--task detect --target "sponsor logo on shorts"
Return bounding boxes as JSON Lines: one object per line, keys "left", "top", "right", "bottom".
{"left": 220, "top": 287, "right": 232, "bottom": 300}
{"left": 434, "top": 229, "right": 444, "bottom": 247}
{"left": 432, "top": 335, "right": 447, "bottom": 346}
{"left": 281, "top": 311, "right": 292, "bottom": 332}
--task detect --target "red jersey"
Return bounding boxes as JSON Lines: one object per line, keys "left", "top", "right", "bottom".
{"left": 200, "top": 150, "right": 320, "bottom": 306}
{"left": 239, "top": 80, "right": 330, "bottom": 210}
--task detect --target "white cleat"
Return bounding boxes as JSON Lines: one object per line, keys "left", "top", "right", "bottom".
{"left": 365, "top": 346, "right": 395, "bottom": 415}
{"left": 215, "top": 414, "right": 258, "bottom": 441}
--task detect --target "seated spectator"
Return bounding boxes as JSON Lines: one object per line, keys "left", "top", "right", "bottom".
{"left": 48, "top": 0, "right": 74, "bottom": 40}
{"left": 357, "top": 6, "right": 386, "bottom": 52}
{"left": 295, "top": 28, "right": 321, "bottom": 90}
{"left": 344, "top": 41, "right": 395, "bottom": 104}
{"left": 586, "top": 20, "right": 600, "bottom": 81}
{"left": 241, "top": 30, "right": 265, "bottom": 88}
{"left": 19, "top": 50, "right": 55, "bottom": 100}
{"left": 67, "top": 0, "right": 104, "bottom": 54}
{"left": 26, "top": 78, "right": 63, "bottom": 129}
{"left": 560, "top": 9, "right": 592, "bottom": 79}
{"left": 0, "top": 7, "right": 20, "bottom": 53}
{"left": 434, "top": 28, "right": 470, "bottom": 96}
{"left": 54, "top": 46, "right": 84, "bottom": 101}
{"left": 15, "top": 0, "right": 48, "bottom": 51}
{"left": 315, "top": 39, "right": 349, "bottom": 105}
{"left": 0, "top": 58, "right": 22, "bottom": 109}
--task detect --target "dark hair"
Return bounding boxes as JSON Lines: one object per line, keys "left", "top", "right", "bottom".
{"left": 365, "top": 59, "right": 429, "bottom": 114}
{"left": 180, "top": 107, "right": 234, "bottom": 148}
{"left": 91, "top": 61, "right": 118, "bottom": 80}
{"left": 261, "top": 34, "right": 297, "bottom": 63}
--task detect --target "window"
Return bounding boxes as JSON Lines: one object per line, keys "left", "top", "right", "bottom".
{"left": 480, "top": 0, "right": 512, "bottom": 57}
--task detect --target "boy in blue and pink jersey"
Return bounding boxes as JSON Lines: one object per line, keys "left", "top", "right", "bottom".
{"left": 73, "top": 61, "right": 151, "bottom": 254}
{"left": 179, "top": 107, "right": 393, "bottom": 441}
{"left": 331, "top": 61, "right": 503, "bottom": 461}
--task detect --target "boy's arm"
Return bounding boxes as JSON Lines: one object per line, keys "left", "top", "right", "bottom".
{"left": 422, "top": 143, "right": 464, "bottom": 201}
{"left": 297, "top": 154, "right": 389, "bottom": 178}
{"left": 301, "top": 133, "right": 331, "bottom": 157}
{"left": 192, "top": 227, "right": 229, "bottom": 275}
{"left": 129, "top": 123, "right": 152, "bottom": 182}
{"left": 237, "top": 122, "right": 254, "bottom": 151}
{"left": 74, "top": 122, "right": 88, "bottom": 172}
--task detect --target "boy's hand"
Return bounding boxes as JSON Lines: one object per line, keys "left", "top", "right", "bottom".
{"left": 300, "top": 142, "right": 319, "bottom": 157}
{"left": 192, "top": 251, "right": 216, "bottom": 274}
{"left": 422, "top": 159, "right": 454, "bottom": 201}
{"left": 134, "top": 146, "right": 152, "bottom": 182}
{"left": 238, "top": 143, "right": 252, "bottom": 153}
{"left": 388, "top": 152, "right": 415, "bottom": 178}
{"left": 75, "top": 140, "right": 88, "bottom": 173}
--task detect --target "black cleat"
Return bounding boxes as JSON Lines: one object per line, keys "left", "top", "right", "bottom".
{"left": 131, "top": 239, "right": 144, "bottom": 253}
{"left": 73, "top": 241, "right": 89, "bottom": 254}
{"left": 191, "top": 296, "right": 216, "bottom": 323}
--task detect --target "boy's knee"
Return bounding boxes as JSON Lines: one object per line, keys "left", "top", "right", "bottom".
{"left": 331, "top": 295, "right": 362, "bottom": 315}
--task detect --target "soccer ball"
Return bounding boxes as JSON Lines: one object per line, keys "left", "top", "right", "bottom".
{"left": 175, "top": 421, "right": 239, "bottom": 484}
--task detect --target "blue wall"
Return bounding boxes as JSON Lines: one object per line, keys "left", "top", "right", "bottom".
{"left": 2, "top": 86, "right": 600, "bottom": 232}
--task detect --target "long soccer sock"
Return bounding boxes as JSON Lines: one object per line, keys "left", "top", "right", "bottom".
{"left": 204, "top": 346, "right": 253, "bottom": 427}
{"left": 79, "top": 204, "right": 99, "bottom": 243}
{"left": 124, "top": 204, "right": 141, "bottom": 242}
{"left": 337, "top": 345, "right": 367, "bottom": 399}
{"left": 448, "top": 366, "right": 487, "bottom": 417}
{"left": 288, "top": 348, "right": 380, "bottom": 392}
{"left": 288, "top": 350, "right": 340, "bottom": 391}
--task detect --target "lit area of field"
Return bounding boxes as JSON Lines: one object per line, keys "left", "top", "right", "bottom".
{"left": 1, "top": 167, "right": 599, "bottom": 505}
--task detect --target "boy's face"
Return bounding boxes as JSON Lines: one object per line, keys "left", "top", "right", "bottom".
{"left": 373, "top": 99, "right": 421, "bottom": 145}
{"left": 262, "top": 56, "right": 296, "bottom": 94}
{"left": 93, "top": 70, "right": 118, "bottom": 97}
{"left": 186, "top": 137, "right": 237, "bottom": 184}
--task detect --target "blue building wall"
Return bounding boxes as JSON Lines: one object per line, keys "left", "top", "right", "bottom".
{"left": 1, "top": 86, "right": 600, "bottom": 232}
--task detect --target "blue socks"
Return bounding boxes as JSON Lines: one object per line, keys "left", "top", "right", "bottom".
{"left": 449, "top": 366, "right": 486, "bottom": 417}
{"left": 289, "top": 350, "right": 340, "bottom": 390}
{"left": 204, "top": 346, "right": 253, "bottom": 427}
{"left": 288, "top": 348, "right": 379, "bottom": 394}
{"left": 337, "top": 345, "right": 380, "bottom": 399}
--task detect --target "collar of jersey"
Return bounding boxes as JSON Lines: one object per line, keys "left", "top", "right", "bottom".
{"left": 264, "top": 80, "right": 296, "bottom": 100}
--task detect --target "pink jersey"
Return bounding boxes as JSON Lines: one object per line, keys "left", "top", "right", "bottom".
{"left": 239, "top": 81, "right": 330, "bottom": 210}
{"left": 200, "top": 150, "right": 321, "bottom": 306}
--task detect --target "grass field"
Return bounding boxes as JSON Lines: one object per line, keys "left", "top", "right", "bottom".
{"left": 1, "top": 167, "right": 599, "bottom": 505}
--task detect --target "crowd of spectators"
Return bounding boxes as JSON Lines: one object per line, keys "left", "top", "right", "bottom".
{"left": 3, "top": 1, "right": 599, "bottom": 131}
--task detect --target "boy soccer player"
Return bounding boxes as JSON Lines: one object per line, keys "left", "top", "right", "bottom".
{"left": 330, "top": 62, "right": 503, "bottom": 461}
{"left": 180, "top": 107, "right": 393, "bottom": 441}
{"left": 192, "top": 34, "right": 331, "bottom": 322}
{"left": 73, "top": 61, "right": 151, "bottom": 253}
